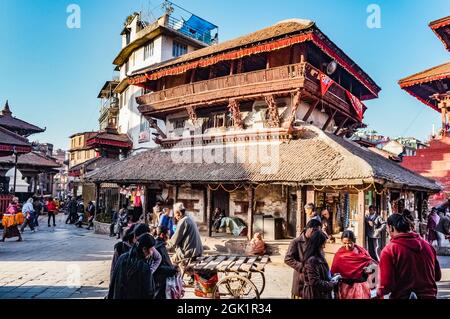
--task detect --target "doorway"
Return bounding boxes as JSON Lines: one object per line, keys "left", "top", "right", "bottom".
{"left": 213, "top": 188, "right": 230, "bottom": 216}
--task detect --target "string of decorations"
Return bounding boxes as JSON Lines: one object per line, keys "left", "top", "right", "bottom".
{"left": 312, "top": 182, "right": 388, "bottom": 195}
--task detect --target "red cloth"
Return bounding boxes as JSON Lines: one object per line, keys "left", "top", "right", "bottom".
{"left": 47, "top": 201, "right": 57, "bottom": 212}
{"left": 377, "top": 232, "right": 441, "bottom": 299}
{"left": 331, "top": 245, "right": 374, "bottom": 280}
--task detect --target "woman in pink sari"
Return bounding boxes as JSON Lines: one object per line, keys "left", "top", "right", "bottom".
{"left": 331, "top": 230, "right": 376, "bottom": 299}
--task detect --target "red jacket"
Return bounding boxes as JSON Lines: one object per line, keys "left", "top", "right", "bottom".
{"left": 47, "top": 201, "right": 57, "bottom": 213}
{"left": 377, "top": 232, "right": 441, "bottom": 299}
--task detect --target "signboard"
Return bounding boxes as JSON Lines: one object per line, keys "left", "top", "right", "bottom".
{"left": 138, "top": 130, "right": 150, "bottom": 143}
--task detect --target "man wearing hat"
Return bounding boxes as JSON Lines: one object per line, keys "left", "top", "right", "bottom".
{"left": 167, "top": 202, "right": 204, "bottom": 264}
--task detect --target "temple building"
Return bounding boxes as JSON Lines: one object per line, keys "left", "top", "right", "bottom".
{"left": 0, "top": 100, "right": 60, "bottom": 201}
{"left": 399, "top": 15, "right": 450, "bottom": 207}
{"left": 68, "top": 128, "right": 132, "bottom": 199}
{"left": 88, "top": 18, "right": 440, "bottom": 250}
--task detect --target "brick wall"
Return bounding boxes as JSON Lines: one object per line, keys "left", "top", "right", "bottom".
{"left": 177, "top": 186, "right": 205, "bottom": 223}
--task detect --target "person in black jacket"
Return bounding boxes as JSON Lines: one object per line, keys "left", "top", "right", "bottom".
{"left": 110, "top": 225, "right": 136, "bottom": 281}
{"left": 284, "top": 219, "right": 322, "bottom": 299}
{"left": 108, "top": 233, "right": 157, "bottom": 299}
{"left": 154, "top": 226, "right": 178, "bottom": 299}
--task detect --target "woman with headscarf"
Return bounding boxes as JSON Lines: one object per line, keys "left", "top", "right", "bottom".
{"left": 108, "top": 233, "right": 157, "bottom": 299}
{"left": 427, "top": 207, "right": 440, "bottom": 245}
{"left": 331, "top": 230, "right": 376, "bottom": 299}
{"left": 1, "top": 198, "right": 23, "bottom": 242}
{"left": 20, "top": 198, "right": 35, "bottom": 233}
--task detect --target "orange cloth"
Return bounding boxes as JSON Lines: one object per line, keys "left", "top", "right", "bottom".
{"left": 2, "top": 213, "right": 23, "bottom": 228}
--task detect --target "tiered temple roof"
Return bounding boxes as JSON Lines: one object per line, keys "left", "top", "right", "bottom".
{"left": 0, "top": 101, "right": 45, "bottom": 137}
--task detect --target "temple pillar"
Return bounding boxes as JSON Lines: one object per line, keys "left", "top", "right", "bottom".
{"left": 296, "top": 186, "right": 306, "bottom": 236}
{"left": 247, "top": 187, "right": 255, "bottom": 240}
{"left": 357, "top": 190, "right": 366, "bottom": 247}
{"left": 207, "top": 187, "right": 213, "bottom": 237}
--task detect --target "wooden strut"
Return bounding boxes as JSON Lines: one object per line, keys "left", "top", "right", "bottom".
{"left": 186, "top": 105, "right": 198, "bottom": 127}
{"left": 286, "top": 89, "right": 302, "bottom": 128}
{"left": 146, "top": 117, "right": 167, "bottom": 139}
{"left": 228, "top": 99, "right": 244, "bottom": 128}
{"left": 302, "top": 99, "right": 319, "bottom": 122}
{"left": 322, "top": 109, "right": 337, "bottom": 131}
{"left": 264, "top": 95, "right": 281, "bottom": 128}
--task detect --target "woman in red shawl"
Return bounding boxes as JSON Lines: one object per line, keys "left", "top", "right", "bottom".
{"left": 331, "top": 230, "right": 376, "bottom": 299}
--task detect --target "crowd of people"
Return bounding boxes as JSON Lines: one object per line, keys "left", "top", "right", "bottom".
{"left": 107, "top": 202, "right": 203, "bottom": 299}
{"left": 1, "top": 196, "right": 63, "bottom": 242}
{"left": 285, "top": 203, "right": 442, "bottom": 299}
{"left": 0, "top": 195, "right": 99, "bottom": 243}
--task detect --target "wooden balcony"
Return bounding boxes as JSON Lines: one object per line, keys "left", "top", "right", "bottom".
{"left": 137, "top": 62, "right": 358, "bottom": 120}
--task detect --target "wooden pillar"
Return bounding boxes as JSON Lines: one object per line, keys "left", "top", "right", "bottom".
{"left": 441, "top": 105, "right": 447, "bottom": 137}
{"left": 207, "top": 187, "right": 213, "bottom": 237}
{"left": 306, "top": 187, "right": 315, "bottom": 205}
{"left": 95, "top": 183, "right": 101, "bottom": 216}
{"left": 296, "top": 186, "right": 306, "bottom": 236}
{"left": 247, "top": 187, "right": 255, "bottom": 240}
{"left": 175, "top": 185, "right": 179, "bottom": 202}
{"left": 144, "top": 186, "right": 149, "bottom": 225}
{"left": 33, "top": 176, "right": 38, "bottom": 194}
{"left": 357, "top": 190, "right": 366, "bottom": 247}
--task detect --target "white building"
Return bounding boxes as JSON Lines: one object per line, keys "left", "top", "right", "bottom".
{"left": 112, "top": 9, "right": 218, "bottom": 154}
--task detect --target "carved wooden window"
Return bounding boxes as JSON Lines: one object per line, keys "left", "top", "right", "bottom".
{"left": 174, "top": 118, "right": 186, "bottom": 130}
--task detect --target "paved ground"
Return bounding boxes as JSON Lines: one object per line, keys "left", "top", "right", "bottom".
{"left": 0, "top": 214, "right": 448, "bottom": 299}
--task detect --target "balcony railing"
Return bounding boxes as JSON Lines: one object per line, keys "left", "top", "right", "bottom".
{"left": 137, "top": 62, "right": 355, "bottom": 118}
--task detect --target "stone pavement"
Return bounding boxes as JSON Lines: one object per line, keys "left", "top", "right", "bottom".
{"left": 0, "top": 214, "right": 449, "bottom": 299}
{"left": 0, "top": 214, "right": 114, "bottom": 299}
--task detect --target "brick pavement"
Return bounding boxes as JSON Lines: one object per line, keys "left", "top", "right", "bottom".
{"left": 0, "top": 214, "right": 449, "bottom": 299}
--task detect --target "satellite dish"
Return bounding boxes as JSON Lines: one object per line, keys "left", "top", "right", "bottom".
{"left": 326, "top": 61, "right": 337, "bottom": 75}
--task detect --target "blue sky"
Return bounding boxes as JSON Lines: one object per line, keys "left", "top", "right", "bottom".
{"left": 0, "top": 0, "right": 449, "bottom": 150}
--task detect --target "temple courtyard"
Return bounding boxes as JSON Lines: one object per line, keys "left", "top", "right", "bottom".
{"left": 0, "top": 214, "right": 449, "bottom": 299}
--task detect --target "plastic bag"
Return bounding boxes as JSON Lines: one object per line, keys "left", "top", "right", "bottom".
{"left": 166, "top": 275, "right": 185, "bottom": 299}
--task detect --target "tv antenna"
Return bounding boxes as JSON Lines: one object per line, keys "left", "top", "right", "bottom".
{"left": 162, "top": 0, "right": 174, "bottom": 16}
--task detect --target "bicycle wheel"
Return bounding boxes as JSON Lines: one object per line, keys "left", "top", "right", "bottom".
{"left": 248, "top": 271, "right": 266, "bottom": 296}
{"left": 213, "top": 275, "right": 260, "bottom": 299}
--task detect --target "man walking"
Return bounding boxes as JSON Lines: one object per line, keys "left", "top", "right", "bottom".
{"left": 20, "top": 198, "right": 36, "bottom": 233}
{"left": 305, "top": 203, "right": 321, "bottom": 223}
{"left": 66, "top": 196, "right": 77, "bottom": 224}
{"left": 32, "top": 196, "right": 43, "bottom": 229}
{"left": 284, "top": 219, "right": 322, "bottom": 299}
{"left": 167, "top": 203, "right": 203, "bottom": 263}
{"left": 365, "top": 205, "right": 385, "bottom": 262}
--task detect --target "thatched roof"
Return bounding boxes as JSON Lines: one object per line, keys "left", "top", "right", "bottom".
{"left": 69, "top": 157, "right": 119, "bottom": 175}
{"left": 86, "top": 125, "right": 440, "bottom": 192}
